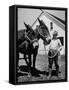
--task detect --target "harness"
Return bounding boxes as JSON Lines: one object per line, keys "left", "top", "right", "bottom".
{"left": 25, "top": 30, "right": 38, "bottom": 44}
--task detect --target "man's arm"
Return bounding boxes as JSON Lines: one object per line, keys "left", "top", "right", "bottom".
{"left": 58, "top": 39, "right": 62, "bottom": 52}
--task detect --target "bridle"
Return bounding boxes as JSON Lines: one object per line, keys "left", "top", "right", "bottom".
{"left": 25, "top": 30, "right": 38, "bottom": 44}
{"left": 37, "top": 27, "right": 48, "bottom": 38}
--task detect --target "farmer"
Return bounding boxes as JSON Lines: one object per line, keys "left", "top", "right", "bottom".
{"left": 48, "top": 31, "right": 62, "bottom": 78}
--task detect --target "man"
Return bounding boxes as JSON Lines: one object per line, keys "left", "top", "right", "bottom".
{"left": 48, "top": 31, "right": 62, "bottom": 78}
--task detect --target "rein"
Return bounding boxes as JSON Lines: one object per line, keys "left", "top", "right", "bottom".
{"left": 25, "top": 31, "right": 32, "bottom": 42}
{"left": 48, "top": 50, "right": 58, "bottom": 58}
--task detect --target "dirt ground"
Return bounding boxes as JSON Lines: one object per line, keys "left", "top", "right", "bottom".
{"left": 17, "top": 54, "right": 65, "bottom": 83}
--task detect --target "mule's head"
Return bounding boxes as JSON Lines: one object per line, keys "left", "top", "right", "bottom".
{"left": 37, "top": 18, "right": 51, "bottom": 45}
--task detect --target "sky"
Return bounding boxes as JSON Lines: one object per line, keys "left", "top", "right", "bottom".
{"left": 18, "top": 8, "right": 65, "bottom": 30}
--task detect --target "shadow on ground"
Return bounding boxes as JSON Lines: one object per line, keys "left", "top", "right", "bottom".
{"left": 18, "top": 65, "right": 61, "bottom": 77}
{"left": 18, "top": 65, "right": 49, "bottom": 77}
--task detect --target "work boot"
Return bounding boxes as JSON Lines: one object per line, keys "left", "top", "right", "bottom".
{"left": 56, "top": 70, "right": 60, "bottom": 79}
{"left": 47, "top": 68, "right": 52, "bottom": 79}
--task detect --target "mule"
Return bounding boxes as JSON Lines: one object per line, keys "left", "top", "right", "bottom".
{"left": 18, "top": 22, "right": 39, "bottom": 75}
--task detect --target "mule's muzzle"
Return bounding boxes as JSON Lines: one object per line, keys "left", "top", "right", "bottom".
{"left": 46, "top": 36, "right": 51, "bottom": 41}
{"left": 44, "top": 36, "right": 51, "bottom": 45}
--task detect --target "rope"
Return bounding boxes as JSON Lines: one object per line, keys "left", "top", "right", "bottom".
{"left": 48, "top": 48, "right": 62, "bottom": 58}
{"left": 44, "top": 44, "right": 62, "bottom": 59}
{"left": 48, "top": 50, "right": 58, "bottom": 58}
{"left": 38, "top": 27, "right": 48, "bottom": 38}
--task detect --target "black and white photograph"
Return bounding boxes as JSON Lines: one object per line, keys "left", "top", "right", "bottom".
{"left": 0, "top": 0, "right": 69, "bottom": 89}
{"left": 9, "top": 5, "right": 67, "bottom": 85}
{"left": 17, "top": 6, "right": 67, "bottom": 83}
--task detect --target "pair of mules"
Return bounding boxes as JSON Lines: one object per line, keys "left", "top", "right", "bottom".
{"left": 18, "top": 18, "right": 51, "bottom": 77}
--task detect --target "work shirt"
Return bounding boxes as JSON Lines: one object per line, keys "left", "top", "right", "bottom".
{"left": 49, "top": 39, "right": 62, "bottom": 51}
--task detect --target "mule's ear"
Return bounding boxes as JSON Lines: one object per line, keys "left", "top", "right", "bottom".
{"left": 24, "top": 22, "right": 29, "bottom": 32}
{"left": 38, "top": 18, "right": 41, "bottom": 24}
{"left": 24, "top": 22, "right": 28, "bottom": 29}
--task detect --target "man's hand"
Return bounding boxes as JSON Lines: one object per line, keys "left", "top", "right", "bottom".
{"left": 58, "top": 47, "right": 62, "bottom": 52}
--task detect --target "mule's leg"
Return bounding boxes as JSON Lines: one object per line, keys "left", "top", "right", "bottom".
{"left": 28, "top": 54, "right": 32, "bottom": 75}
{"left": 24, "top": 54, "right": 29, "bottom": 66}
{"left": 24, "top": 54, "right": 31, "bottom": 77}
{"left": 17, "top": 53, "right": 19, "bottom": 71}
{"left": 28, "top": 54, "right": 32, "bottom": 68}
{"left": 33, "top": 54, "right": 36, "bottom": 69}
{"left": 33, "top": 50, "right": 38, "bottom": 69}
{"left": 33, "top": 48, "right": 38, "bottom": 69}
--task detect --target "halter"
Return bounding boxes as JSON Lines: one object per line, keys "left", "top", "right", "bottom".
{"left": 25, "top": 30, "right": 38, "bottom": 43}
{"left": 37, "top": 26, "right": 49, "bottom": 39}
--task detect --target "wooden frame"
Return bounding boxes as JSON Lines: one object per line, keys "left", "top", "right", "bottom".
{"left": 9, "top": 5, "right": 67, "bottom": 85}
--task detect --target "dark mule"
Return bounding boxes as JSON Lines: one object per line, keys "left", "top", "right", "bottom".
{"left": 18, "top": 22, "right": 39, "bottom": 76}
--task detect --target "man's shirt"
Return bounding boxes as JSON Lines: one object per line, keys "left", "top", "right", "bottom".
{"left": 49, "top": 39, "right": 62, "bottom": 51}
